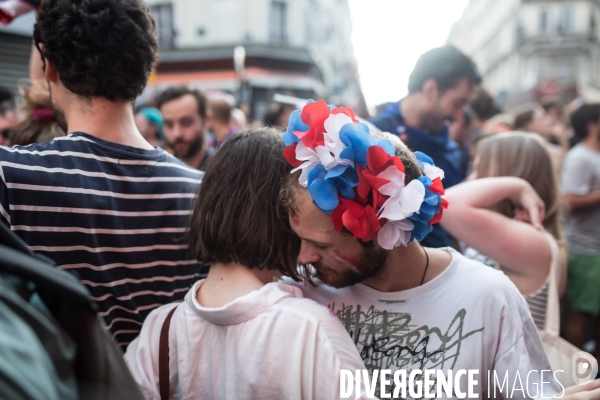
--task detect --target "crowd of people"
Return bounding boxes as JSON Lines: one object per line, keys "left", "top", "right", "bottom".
{"left": 1, "top": 0, "right": 600, "bottom": 399}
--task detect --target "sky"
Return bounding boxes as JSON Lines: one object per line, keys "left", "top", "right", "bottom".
{"left": 348, "top": 0, "right": 470, "bottom": 111}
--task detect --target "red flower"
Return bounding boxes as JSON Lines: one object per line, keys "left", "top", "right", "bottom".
{"left": 356, "top": 146, "right": 405, "bottom": 208}
{"left": 283, "top": 142, "right": 302, "bottom": 168}
{"left": 427, "top": 176, "right": 447, "bottom": 224}
{"left": 293, "top": 101, "right": 359, "bottom": 149}
{"left": 332, "top": 198, "right": 381, "bottom": 242}
{"left": 331, "top": 106, "right": 359, "bottom": 123}
{"left": 295, "top": 100, "right": 330, "bottom": 148}
{"left": 428, "top": 177, "right": 445, "bottom": 195}
{"left": 430, "top": 198, "right": 449, "bottom": 225}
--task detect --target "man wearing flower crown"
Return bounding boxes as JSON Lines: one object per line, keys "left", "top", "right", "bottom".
{"left": 370, "top": 45, "right": 481, "bottom": 250}
{"left": 281, "top": 100, "right": 558, "bottom": 398}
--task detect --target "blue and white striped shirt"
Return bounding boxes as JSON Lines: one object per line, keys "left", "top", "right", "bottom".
{"left": 0, "top": 132, "right": 204, "bottom": 348}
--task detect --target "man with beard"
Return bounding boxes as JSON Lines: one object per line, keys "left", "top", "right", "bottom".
{"left": 280, "top": 100, "right": 559, "bottom": 398}
{"left": 157, "top": 86, "right": 215, "bottom": 170}
{"left": 370, "top": 45, "right": 481, "bottom": 248}
{"left": 0, "top": 0, "right": 205, "bottom": 349}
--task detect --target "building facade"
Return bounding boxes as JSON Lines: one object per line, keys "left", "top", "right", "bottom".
{"left": 447, "top": 0, "right": 600, "bottom": 108}
{"left": 0, "top": 12, "right": 35, "bottom": 94}
{"left": 143, "top": 0, "right": 367, "bottom": 119}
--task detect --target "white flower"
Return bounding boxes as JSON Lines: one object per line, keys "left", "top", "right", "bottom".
{"left": 378, "top": 219, "right": 414, "bottom": 250}
{"left": 376, "top": 166, "right": 425, "bottom": 221}
{"left": 323, "top": 113, "right": 354, "bottom": 169}
{"left": 423, "top": 162, "right": 445, "bottom": 180}
{"left": 292, "top": 113, "right": 355, "bottom": 186}
{"left": 292, "top": 142, "right": 320, "bottom": 186}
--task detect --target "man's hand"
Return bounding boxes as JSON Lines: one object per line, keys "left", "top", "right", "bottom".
{"left": 555, "top": 379, "right": 600, "bottom": 399}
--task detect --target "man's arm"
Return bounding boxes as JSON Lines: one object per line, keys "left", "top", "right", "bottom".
{"left": 564, "top": 191, "right": 600, "bottom": 212}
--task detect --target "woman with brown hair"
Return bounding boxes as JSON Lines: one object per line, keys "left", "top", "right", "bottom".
{"left": 124, "top": 128, "right": 369, "bottom": 400}
{"left": 441, "top": 132, "right": 566, "bottom": 330}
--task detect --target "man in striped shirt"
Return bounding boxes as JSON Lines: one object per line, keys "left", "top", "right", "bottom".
{"left": 0, "top": 0, "right": 204, "bottom": 349}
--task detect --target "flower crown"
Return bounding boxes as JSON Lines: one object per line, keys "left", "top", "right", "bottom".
{"left": 283, "top": 99, "right": 448, "bottom": 250}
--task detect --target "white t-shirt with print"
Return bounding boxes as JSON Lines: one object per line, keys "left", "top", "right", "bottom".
{"left": 125, "top": 280, "right": 371, "bottom": 400}
{"left": 284, "top": 248, "right": 559, "bottom": 399}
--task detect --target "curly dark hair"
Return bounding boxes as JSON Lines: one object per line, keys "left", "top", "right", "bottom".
{"left": 33, "top": 0, "right": 158, "bottom": 101}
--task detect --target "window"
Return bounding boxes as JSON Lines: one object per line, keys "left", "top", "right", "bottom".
{"left": 539, "top": 7, "right": 549, "bottom": 34}
{"left": 559, "top": 5, "right": 573, "bottom": 33}
{"left": 269, "top": 1, "right": 288, "bottom": 45}
{"left": 150, "top": 3, "right": 175, "bottom": 49}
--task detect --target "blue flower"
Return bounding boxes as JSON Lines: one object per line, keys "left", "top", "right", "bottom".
{"left": 414, "top": 151, "right": 435, "bottom": 167}
{"left": 407, "top": 176, "right": 444, "bottom": 242}
{"left": 307, "top": 164, "right": 359, "bottom": 214}
{"left": 282, "top": 109, "right": 308, "bottom": 146}
{"left": 376, "top": 138, "right": 396, "bottom": 157}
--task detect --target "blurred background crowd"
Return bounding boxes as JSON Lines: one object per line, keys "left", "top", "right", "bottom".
{"left": 1, "top": 0, "right": 600, "bottom": 379}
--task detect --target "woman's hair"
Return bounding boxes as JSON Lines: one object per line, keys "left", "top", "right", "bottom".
{"left": 474, "top": 132, "right": 566, "bottom": 255}
{"left": 10, "top": 79, "right": 65, "bottom": 146}
{"left": 188, "top": 127, "right": 301, "bottom": 279}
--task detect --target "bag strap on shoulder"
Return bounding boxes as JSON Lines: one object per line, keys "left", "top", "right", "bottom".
{"left": 159, "top": 305, "right": 178, "bottom": 400}
{"left": 543, "top": 232, "right": 562, "bottom": 336}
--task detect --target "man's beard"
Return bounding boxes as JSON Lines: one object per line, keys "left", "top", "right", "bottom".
{"left": 312, "top": 245, "right": 389, "bottom": 288}
{"left": 171, "top": 133, "right": 203, "bottom": 160}
{"left": 420, "top": 113, "right": 449, "bottom": 133}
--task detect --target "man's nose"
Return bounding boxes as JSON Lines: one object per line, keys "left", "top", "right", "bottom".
{"left": 298, "top": 241, "right": 320, "bottom": 265}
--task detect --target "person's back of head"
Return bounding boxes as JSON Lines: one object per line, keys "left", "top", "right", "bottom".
{"left": 209, "top": 97, "right": 232, "bottom": 126}
{"left": 10, "top": 79, "right": 65, "bottom": 146}
{"left": 541, "top": 98, "right": 563, "bottom": 121}
{"left": 408, "top": 45, "right": 481, "bottom": 94}
{"left": 470, "top": 87, "right": 500, "bottom": 123}
{"left": 134, "top": 106, "right": 163, "bottom": 145}
{"left": 513, "top": 105, "right": 536, "bottom": 131}
{"left": 33, "top": 0, "right": 157, "bottom": 102}
{"left": 570, "top": 103, "right": 600, "bottom": 141}
{"left": 513, "top": 104, "right": 552, "bottom": 139}
{"left": 188, "top": 128, "right": 301, "bottom": 279}
{"left": 264, "top": 103, "right": 294, "bottom": 128}
{"left": 475, "top": 132, "right": 563, "bottom": 242}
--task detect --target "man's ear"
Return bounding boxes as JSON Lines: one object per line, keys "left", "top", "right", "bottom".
{"left": 44, "top": 59, "right": 60, "bottom": 84}
{"left": 421, "top": 79, "right": 439, "bottom": 102}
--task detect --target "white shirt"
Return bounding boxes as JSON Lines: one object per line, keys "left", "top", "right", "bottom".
{"left": 124, "top": 280, "right": 371, "bottom": 400}
{"left": 284, "top": 248, "right": 559, "bottom": 399}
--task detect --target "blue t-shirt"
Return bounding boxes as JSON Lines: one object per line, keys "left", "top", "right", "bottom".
{"left": 369, "top": 101, "right": 464, "bottom": 248}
